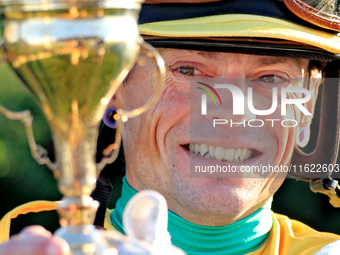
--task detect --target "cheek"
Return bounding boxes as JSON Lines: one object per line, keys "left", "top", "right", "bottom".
{"left": 121, "top": 82, "right": 154, "bottom": 112}
{"left": 121, "top": 58, "right": 162, "bottom": 111}
{"left": 265, "top": 91, "right": 303, "bottom": 167}
{"left": 122, "top": 118, "right": 146, "bottom": 162}
{"left": 121, "top": 76, "right": 189, "bottom": 179}
{"left": 250, "top": 91, "right": 296, "bottom": 166}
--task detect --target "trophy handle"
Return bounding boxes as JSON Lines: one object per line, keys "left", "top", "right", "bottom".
{"left": 96, "top": 119, "right": 124, "bottom": 172}
{"left": 0, "top": 105, "right": 57, "bottom": 170}
{"left": 118, "top": 42, "right": 166, "bottom": 119}
{"left": 96, "top": 42, "right": 166, "bottom": 173}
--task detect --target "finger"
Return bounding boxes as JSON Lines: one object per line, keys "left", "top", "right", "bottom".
{"left": 0, "top": 235, "right": 70, "bottom": 255}
{"left": 20, "top": 225, "right": 52, "bottom": 238}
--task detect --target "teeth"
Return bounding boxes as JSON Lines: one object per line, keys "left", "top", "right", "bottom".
{"left": 235, "top": 149, "right": 241, "bottom": 160}
{"left": 200, "top": 144, "right": 208, "bottom": 157}
{"left": 224, "top": 149, "right": 235, "bottom": 161}
{"left": 240, "top": 148, "right": 247, "bottom": 161}
{"left": 247, "top": 150, "right": 252, "bottom": 159}
{"left": 195, "top": 143, "right": 200, "bottom": 154}
{"left": 188, "top": 143, "right": 254, "bottom": 162}
{"left": 215, "top": 146, "right": 225, "bottom": 160}
{"left": 209, "top": 146, "right": 215, "bottom": 159}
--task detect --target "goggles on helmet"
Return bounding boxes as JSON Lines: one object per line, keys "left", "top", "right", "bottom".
{"left": 283, "top": 0, "right": 340, "bottom": 32}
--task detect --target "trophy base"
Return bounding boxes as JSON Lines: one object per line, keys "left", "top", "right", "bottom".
{"left": 54, "top": 225, "right": 117, "bottom": 255}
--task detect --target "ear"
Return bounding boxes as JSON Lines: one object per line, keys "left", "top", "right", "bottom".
{"left": 295, "top": 70, "right": 323, "bottom": 148}
{"left": 108, "top": 83, "right": 125, "bottom": 109}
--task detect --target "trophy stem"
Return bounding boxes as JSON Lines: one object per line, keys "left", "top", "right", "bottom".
{"left": 52, "top": 122, "right": 99, "bottom": 197}
{"left": 57, "top": 196, "right": 99, "bottom": 226}
{"left": 51, "top": 122, "right": 116, "bottom": 254}
{"left": 54, "top": 196, "right": 117, "bottom": 255}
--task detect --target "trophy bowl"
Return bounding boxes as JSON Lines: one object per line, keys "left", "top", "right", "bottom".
{"left": 0, "top": 0, "right": 165, "bottom": 254}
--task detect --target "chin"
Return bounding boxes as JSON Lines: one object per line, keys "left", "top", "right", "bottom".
{"left": 168, "top": 171, "right": 265, "bottom": 217}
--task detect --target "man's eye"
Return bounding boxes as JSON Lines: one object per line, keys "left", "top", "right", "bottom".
{"left": 258, "top": 75, "right": 284, "bottom": 83}
{"left": 177, "top": 67, "right": 202, "bottom": 75}
{"left": 254, "top": 75, "right": 290, "bottom": 87}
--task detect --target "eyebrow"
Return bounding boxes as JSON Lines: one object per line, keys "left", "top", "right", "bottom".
{"left": 256, "top": 56, "right": 302, "bottom": 68}
{"left": 257, "top": 57, "right": 286, "bottom": 66}
{"left": 197, "top": 51, "right": 219, "bottom": 59}
{"left": 197, "top": 51, "right": 302, "bottom": 67}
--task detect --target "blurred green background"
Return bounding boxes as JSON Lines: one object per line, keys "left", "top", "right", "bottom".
{"left": 0, "top": 60, "right": 340, "bottom": 237}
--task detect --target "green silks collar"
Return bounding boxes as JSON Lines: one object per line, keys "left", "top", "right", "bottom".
{"left": 111, "top": 177, "right": 272, "bottom": 255}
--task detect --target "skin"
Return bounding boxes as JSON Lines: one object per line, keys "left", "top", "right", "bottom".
{"left": 113, "top": 49, "right": 321, "bottom": 226}
{"left": 0, "top": 226, "right": 70, "bottom": 255}
{"left": 0, "top": 50, "right": 322, "bottom": 254}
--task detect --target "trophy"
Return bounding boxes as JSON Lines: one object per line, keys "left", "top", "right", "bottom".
{"left": 0, "top": 0, "right": 166, "bottom": 254}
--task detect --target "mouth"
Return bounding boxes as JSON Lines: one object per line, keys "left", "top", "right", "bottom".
{"left": 181, "top": 143, "right": 259, "bottom": 163}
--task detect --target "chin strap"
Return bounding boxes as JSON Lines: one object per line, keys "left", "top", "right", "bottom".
{"left": 91, "top": 169, "right": 113, "bottom": 228}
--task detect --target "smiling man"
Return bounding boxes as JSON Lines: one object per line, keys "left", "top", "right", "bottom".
{"left": 102, "top": 47, "right": 336, "bottom": 255}
{"left": 113, "top": 49, "right": 316, "bottom": 227}
{"left": 1, "top": 0, "right": 340, "bottom": 255}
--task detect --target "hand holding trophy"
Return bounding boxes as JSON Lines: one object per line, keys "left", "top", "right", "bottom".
{"left": 0, "top": 1, "right": 184, "bottom": 254}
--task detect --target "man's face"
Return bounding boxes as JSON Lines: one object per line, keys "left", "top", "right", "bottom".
{"left": 111, "top": 48, "right": 317, "bottom": 226}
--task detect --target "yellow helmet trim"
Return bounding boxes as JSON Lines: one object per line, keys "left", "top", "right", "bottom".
{"left": 139, "top": 14, "right": 340, "bottom": 54}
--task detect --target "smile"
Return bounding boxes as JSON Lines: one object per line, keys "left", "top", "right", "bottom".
{"left": 183, "top": 143, "right": 255, "bottom": 163}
